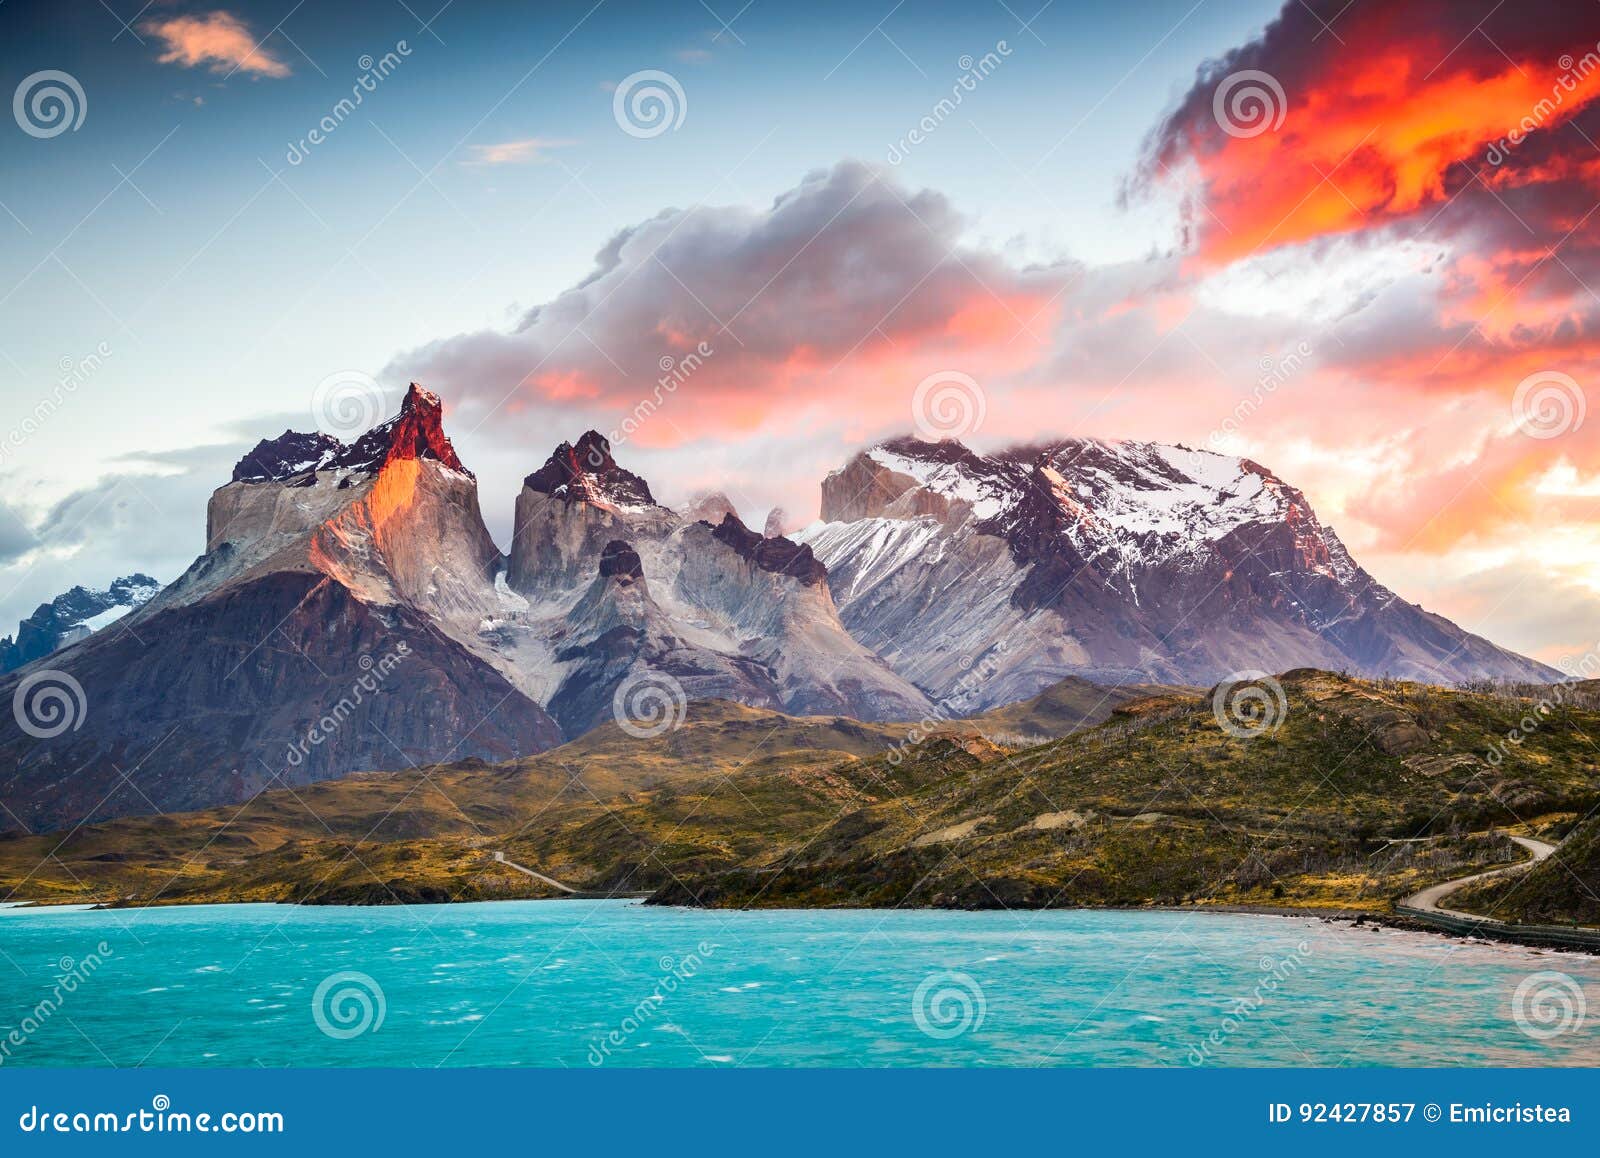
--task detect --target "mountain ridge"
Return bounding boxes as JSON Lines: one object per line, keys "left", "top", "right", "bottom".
{"left": 0, "top": 388, "right": 1559, "bottom": 832}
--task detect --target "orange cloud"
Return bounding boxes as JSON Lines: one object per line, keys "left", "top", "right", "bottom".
{"left": 143, "top": 11, "right": 290, "bottom": 78}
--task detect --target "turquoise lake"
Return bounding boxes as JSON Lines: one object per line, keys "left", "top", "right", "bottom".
{"left": 1, "top": 900, "right": 1597, "bottom": 1067}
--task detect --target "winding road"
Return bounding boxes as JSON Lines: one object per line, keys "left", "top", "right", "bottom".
{"left": 1398, "top": 834, "right": 1556, "bottom": 923}
{"left": 491, "top": 850, "right": 578, "bottom": 894}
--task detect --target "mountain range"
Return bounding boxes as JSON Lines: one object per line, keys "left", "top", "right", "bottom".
{"left": 0, "top": 574, "right": 160, "bottom": 673}
{"left": 0, "top": 385, "right": 1557, "bottom": 831}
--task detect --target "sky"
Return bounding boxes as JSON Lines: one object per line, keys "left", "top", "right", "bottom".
{"left": 0, "top": 0, "right": 1597, "bottom": 667}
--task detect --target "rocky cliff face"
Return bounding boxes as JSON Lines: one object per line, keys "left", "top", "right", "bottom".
{"left": 496, "top": 434, "right": 933, "bottom": 736}
{"left": 0, "top": 385, "right": 561, "bottom": 832}
{"left": 798, "top": 437, "right": 1557, "bottom": 705}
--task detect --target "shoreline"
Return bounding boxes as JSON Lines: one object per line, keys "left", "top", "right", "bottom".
{"left": 5, "top": 892, "right": 1597, "bottom": 954}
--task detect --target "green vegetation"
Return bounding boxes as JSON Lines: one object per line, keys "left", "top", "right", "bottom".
{"left": 4, "top": 671, "right": 1598, "bottom": 919}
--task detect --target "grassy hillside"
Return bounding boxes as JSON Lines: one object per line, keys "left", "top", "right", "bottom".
{"left": 4, "top": 672, "right": 1597, "bottom": 916}
{"left": 0, "top": 701, "right": 906, "bottom": 905}
{"left": 965, "top": 675, "right": 1192, "bottom": 745}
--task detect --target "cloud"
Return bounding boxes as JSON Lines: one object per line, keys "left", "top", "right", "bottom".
{"left": 463, "top": 137, "right": 575, "bottom": 165}
{"left": 0, "top": 443, "right": 242, "bottom": 638}
{"left": 142, "top": 11, "right": 291, "bottom": 78}
{"left": 394, "top": 160, "right": 1067, "bottom": 450}
{"left": 1120, "top": 0, "right": 1600, "bottom": 559}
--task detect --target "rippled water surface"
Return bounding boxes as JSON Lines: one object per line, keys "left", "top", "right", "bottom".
{"left": 1, "top": 900, "right": 1596, "bottom": 1067}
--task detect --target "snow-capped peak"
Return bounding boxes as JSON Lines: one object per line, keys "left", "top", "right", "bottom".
{"left": 822, "top": 434, "right": 1357, "bottom": 584}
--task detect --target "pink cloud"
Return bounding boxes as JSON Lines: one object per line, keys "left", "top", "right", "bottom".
{"left": 463, "top": 138, "right": 575, "bottom": 165}
{"left": 143, "top": 11, "right": 291, "bottom": 78}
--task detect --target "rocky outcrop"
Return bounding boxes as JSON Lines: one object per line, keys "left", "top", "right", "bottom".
{"left": 0, "top": 385, "right": 561, "bottom": 831}
{"left": 502, "top": 438, "right": 933, "bottom": 729}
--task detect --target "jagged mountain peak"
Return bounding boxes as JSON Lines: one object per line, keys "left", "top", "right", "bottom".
{"left": 0, "top": 573, "right": 162, "bottom": 673}
{"left": 230, "top": 383, "right": 470, "bottom": 484}
{"left": 800, "top": 433, "right": 1554, "bottom": 695}
{"left": 709, "top": 513, "right": 828, "bottom": 587}
{"left": 335, "top": 382, "right": 471, "bottom": 478}
{"left": 233, "top": 430, "right": 344, "bottom": 483}
{"left": 523, "top": 431, "right": 659, "bottom": 511}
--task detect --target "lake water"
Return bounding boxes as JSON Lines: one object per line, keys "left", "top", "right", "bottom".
{"left": 1, "top": 900, "right": 1596, "bottom": 1067}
